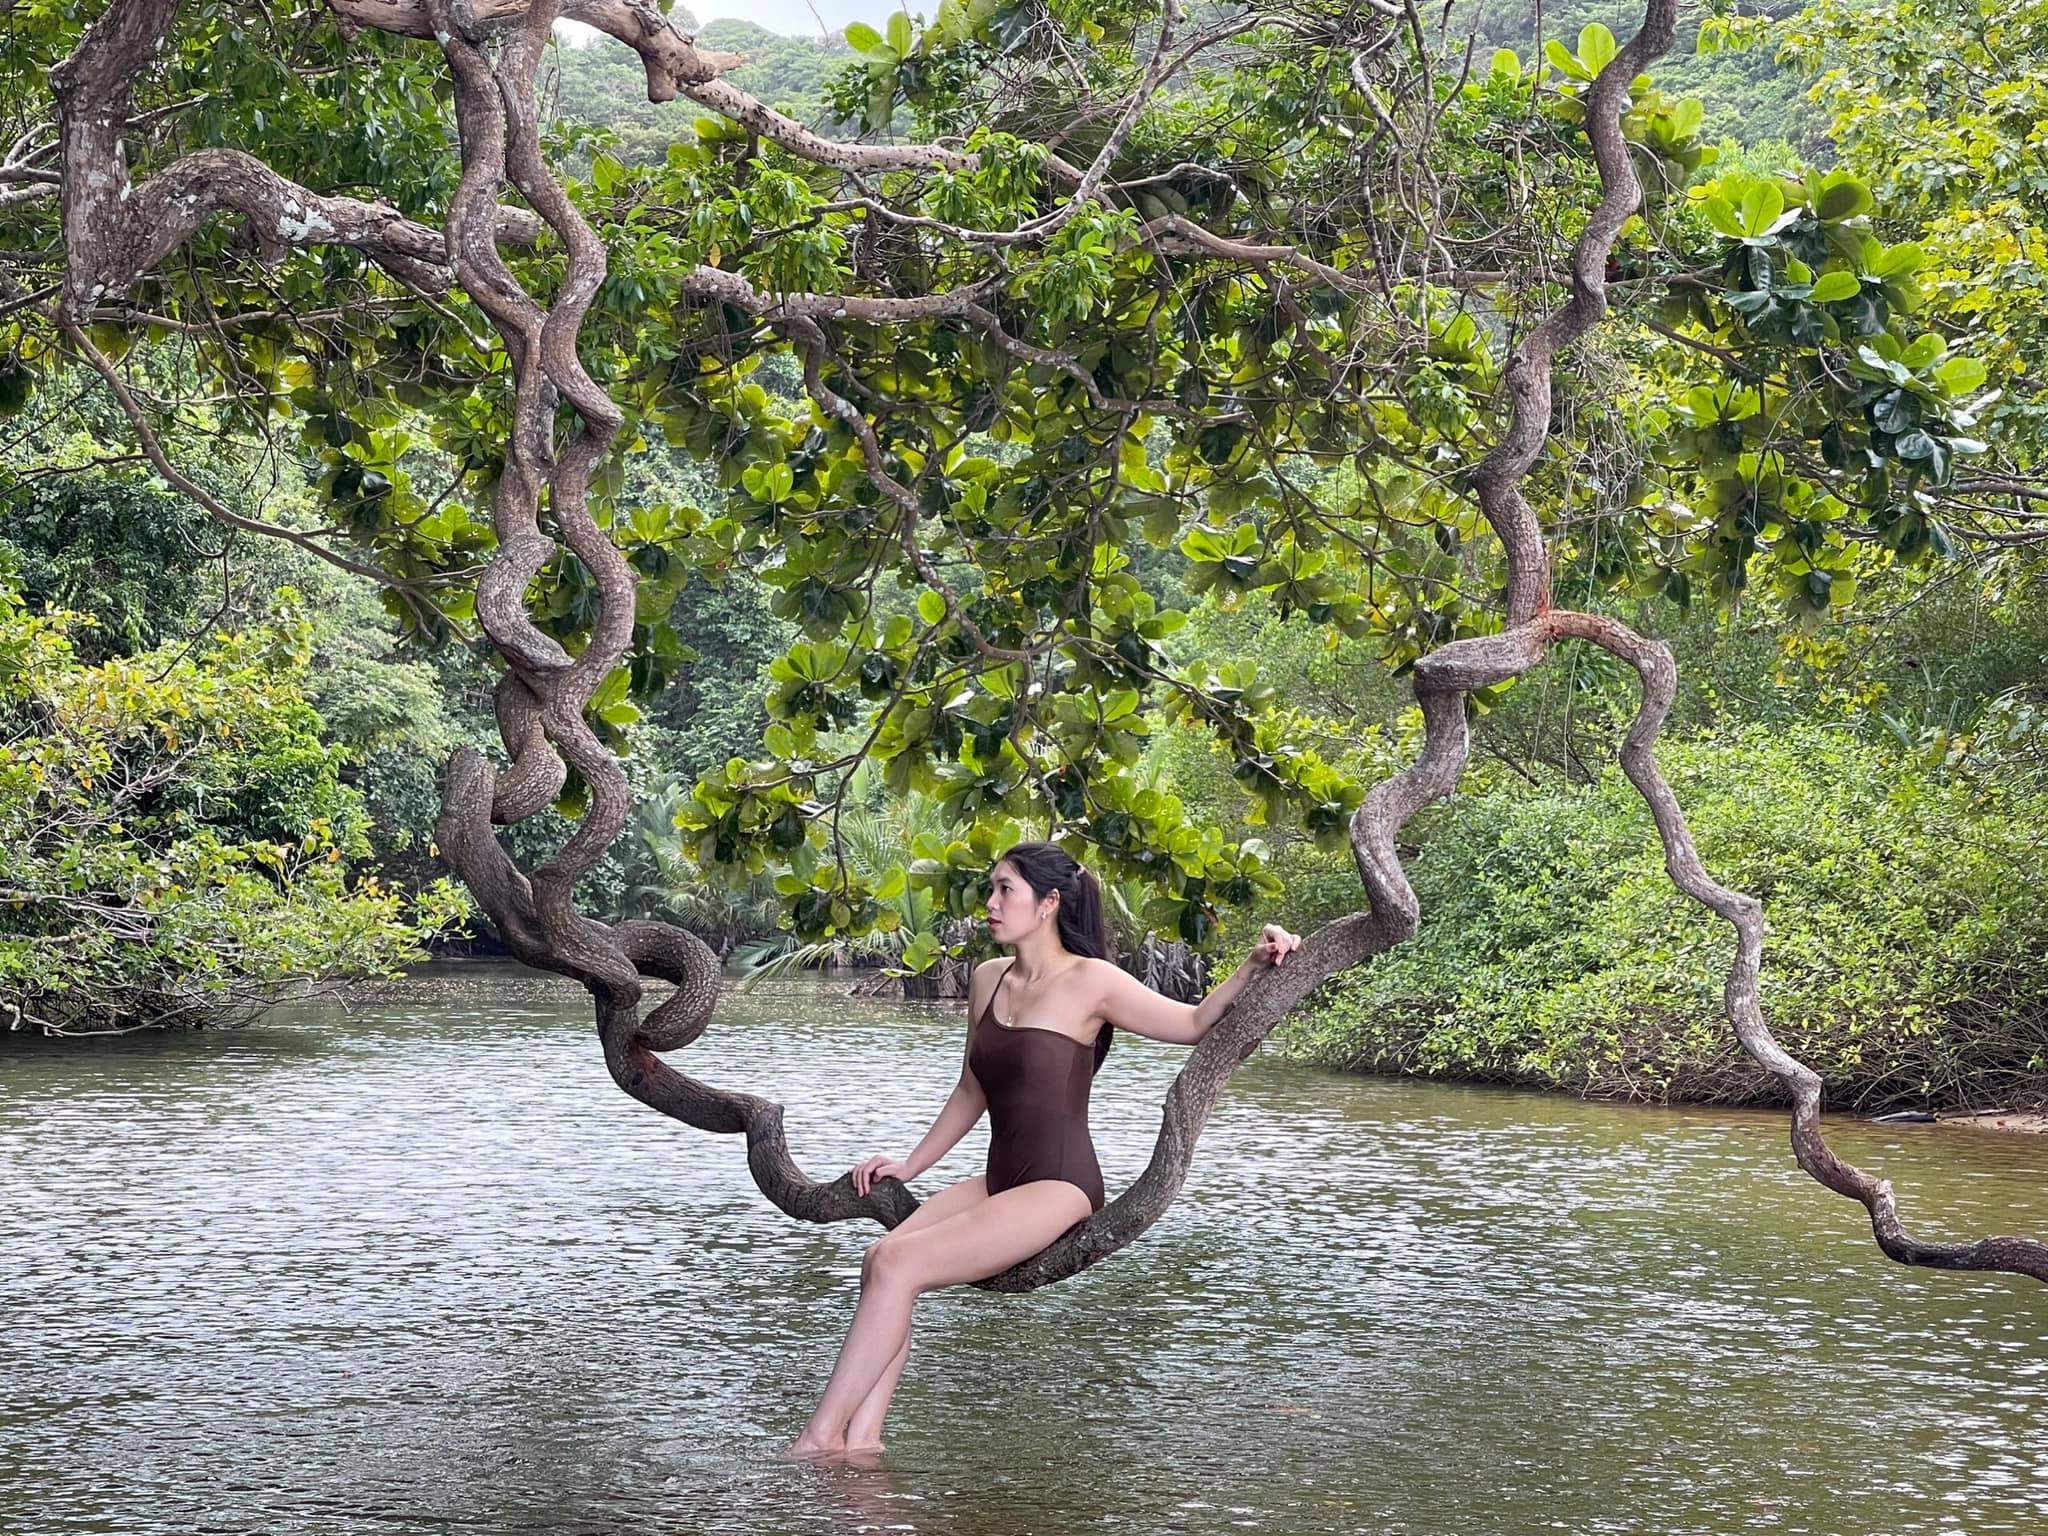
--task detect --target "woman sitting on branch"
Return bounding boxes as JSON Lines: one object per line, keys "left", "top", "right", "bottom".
{"left": 791, "top": 840, "right": 1301, "bottom": 1458}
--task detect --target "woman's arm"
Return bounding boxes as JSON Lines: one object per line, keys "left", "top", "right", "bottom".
{"left": 898, "top": 1070, "right": 988, "bottom": 1178}
{"left": 1092, "top": 924, "right": 1302, "bottom": 1045}
{"left": 849, "top": 961, "right": 996, "bottom": 1195}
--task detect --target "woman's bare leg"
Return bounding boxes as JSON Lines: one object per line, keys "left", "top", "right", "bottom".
{"left": 792, "top": 1176, "right": 986, "bottom": 1457}
{"left": 841, "top": 1177, "right": 991, "bottom": 1449}
{"left": 846, "top": 1180, "right": 988, "bottom": 1448}
{"left": 843, "top": 1338, "right": 909, "bottom": 1451}
{"left": 790, "top": 1180, "right": 1092, "bottom": 1457}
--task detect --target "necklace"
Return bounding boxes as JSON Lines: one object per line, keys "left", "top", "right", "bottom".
{"left": 993, "top": 957, "right": 1083, "bottom": 1029}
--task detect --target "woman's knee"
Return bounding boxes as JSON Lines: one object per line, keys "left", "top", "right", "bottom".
{"left": 860, "top": 1234, "right": 921, "bottom": 1293}
{"left": 859, "top": 1235, "right": 896, "bottom": 1289}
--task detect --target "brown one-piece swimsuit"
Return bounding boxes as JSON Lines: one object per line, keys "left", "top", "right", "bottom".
{"left": 965, "top": 959, "right": 1107, "bottom": 1212}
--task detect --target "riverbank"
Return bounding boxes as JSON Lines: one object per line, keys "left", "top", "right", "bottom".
{"left": 1272, "top": 727, "right": 2048, "bottom": 1122}
{"left": 1940, "top": 1111, "right": 2048, "bottom": 1134}
{"left": 335, "top": 959, "right": 2048, "bottom": 1134}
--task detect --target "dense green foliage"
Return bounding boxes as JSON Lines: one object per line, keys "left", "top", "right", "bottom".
{"left": 0, "top": 579, "right": 464, "bottom": 1034}
{"left": 1769, "top": 0, "right": 2048, "bottom": 474}
{"left": 1, "top": 0, "right": 2043, "bottom": 1110}
{"left": 0, "top": 471, "right": 215, "bottom": 663}
{"left": 1280, "top": 725, "right": 2048, "bottom": 1109}
{"left": 0, "top": 2, "right": 2014, "bottom": 955}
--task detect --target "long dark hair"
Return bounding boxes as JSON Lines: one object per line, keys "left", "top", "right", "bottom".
{"left": 995, "top": 841, "right": 1116, "bottom": 1074}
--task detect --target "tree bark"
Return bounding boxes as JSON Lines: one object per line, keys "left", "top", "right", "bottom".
{"left": 48, "top": 0, "right": 2046, "bottom": 1291}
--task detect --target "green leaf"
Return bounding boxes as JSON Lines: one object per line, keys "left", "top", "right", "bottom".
{"left": 1808, "top": 270, "right": 1861, "bottom": 304}
{"left": 1934, "top": 356, "right": 1988, "bottom": 395}
{"left": 1871, "top": 390, "right": 1916, "bottom": 434}
{"left": 1577, "top": 23, "right": 1617, "bottom": 73}
{"left": 886, "top": 10, "right": 913, "bottom": 54}
{"left": 900, "top": 932, "right": 940, "bottom": 973}
{"left": 1739, "top": 180, "right": 1785, "bottom": 239}
{"left": 845, "top": 20, "right": 883, "bottom": 50}
{"left": 1813, "top": 174, "right": 1873, "bottom": 222}
{"left": 916, "top": 590, "right": 948, "bottom": 624}
{"left": 87, "top": 323, "right": 135, "bottom": 363}
{"left": 1544, "top": 38, "right": 1591, "bottom": 81}
{"left": 1699, "top": 196, "right": 1746, "bottom": 241}
{"left": 1901, "top": 332, "right": 1945, "bottom": 370}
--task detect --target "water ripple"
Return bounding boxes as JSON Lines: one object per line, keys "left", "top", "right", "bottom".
{"left": 2, "top": 966, "right": 2043, "bottom": 1535}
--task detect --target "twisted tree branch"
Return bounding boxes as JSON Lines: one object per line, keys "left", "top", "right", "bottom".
{"left": 46, "top": 0, "right": 2040, "bottom": 1301}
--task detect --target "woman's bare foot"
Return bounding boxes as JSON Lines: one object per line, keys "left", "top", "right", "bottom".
{"left": 844, "top": 1439, "right": 884, "bottom": 1457}
{"left": 787, "top": 1434, "right": 844, "bottom": 1460}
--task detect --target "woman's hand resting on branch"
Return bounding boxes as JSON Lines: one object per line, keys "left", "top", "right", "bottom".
{"left": 1250, "top": 924, "right": 1302, "bottom": 968}
{"left": 849, "top": 1156, "right": 914, "bottom": 1197}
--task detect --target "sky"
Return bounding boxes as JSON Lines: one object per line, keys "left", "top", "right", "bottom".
{"left": 687, "top": 0, "right": 883, "bottom": 30}
{"left": 556, "top": 2, "right": 886, "bottom": 46}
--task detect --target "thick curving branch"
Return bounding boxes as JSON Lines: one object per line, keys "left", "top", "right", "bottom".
{"left": 1331, "top": 0, "right": 2046, "bottom": 1286}
{"left": 324, "top": 0, "right": 976, "bottom": 171}
{"left": 968, "top": 0, "right": 2040, "bottom": 1292}
{"left": 444, "top": 0, "right": 2038, "bottom": 1302}
{"left": 49, "top": 0, "right": 537, "bottom": 315}
{"left": 384, "top": 0, "right": 1325, "bottom": 1285}
{"left": 1466, "top": 0, "right": 1683, "bottom": 627}
{"left": 1544, "top": 611, "right": 2048, "bottom": 1281}
{"left": 52, "top": 0, "right": 2039, "bottom": 1300}
{"left": 775, "top": 3, "right": 1705, "bottom": 1288}
{"left": 677, "top": 266, "right": 999, "bottom": 326}
{"left": 399, "top": 0, "right": 944, "bottom": 1250}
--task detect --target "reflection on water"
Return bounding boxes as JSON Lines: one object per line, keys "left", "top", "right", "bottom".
{"left": 2, "top": 963, "right": 2043, "bottom": 1535}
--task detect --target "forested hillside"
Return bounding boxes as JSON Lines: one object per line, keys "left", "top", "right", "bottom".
{"left": 552, "top": 12, "right": 849, "bottom": 164}
{"left": 1473, "top": 2, "right": 1823, "bottom": 153}
{"left": 553, "top": 4, "right": 1820, "bottom": 164}
{"left": 4, "top": 0, "right": 2043, "bottom": 1133}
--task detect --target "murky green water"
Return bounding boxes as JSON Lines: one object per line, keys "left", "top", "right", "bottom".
{"left": 2, "top": 964, "right": 2043, "bottom": 1535}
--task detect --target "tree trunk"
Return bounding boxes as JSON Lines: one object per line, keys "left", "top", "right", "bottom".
{"left": 46, "top": 0, "right": 2046, "bottom": 1288}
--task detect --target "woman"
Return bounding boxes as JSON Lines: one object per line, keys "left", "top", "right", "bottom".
{"left": 790, "top": 840, "right": 1302, "bottom": 1458}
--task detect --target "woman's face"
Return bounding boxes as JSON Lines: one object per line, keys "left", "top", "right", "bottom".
{"left": 984, "top": 860, "right": 1050, "bottom": 942}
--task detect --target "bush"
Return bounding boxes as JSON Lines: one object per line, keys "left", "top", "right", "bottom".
{"left": 1279, "top": 725, "right": 2048, "bottom": 1111}
{"left": 0, "top": 469, "right": 213, "bottom": 661}
{"left": 0, "top": 583, "right": 466, "bottom": 1034}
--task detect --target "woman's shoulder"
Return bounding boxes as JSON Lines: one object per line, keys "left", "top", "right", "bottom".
{"left": 966, "top": 956, "right": 1011, "bottom": 1013}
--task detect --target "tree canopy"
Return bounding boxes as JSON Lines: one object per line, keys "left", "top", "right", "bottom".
{"left": 0, "top": 574, "right": 462, "bottom": 1032}
{"left": 3, "top": 0, "right": 2043, "bottom": 1286}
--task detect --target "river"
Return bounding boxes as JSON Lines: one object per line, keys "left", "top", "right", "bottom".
{"left": 2, "top": 965, "right": 2043, "bottom": 1534}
